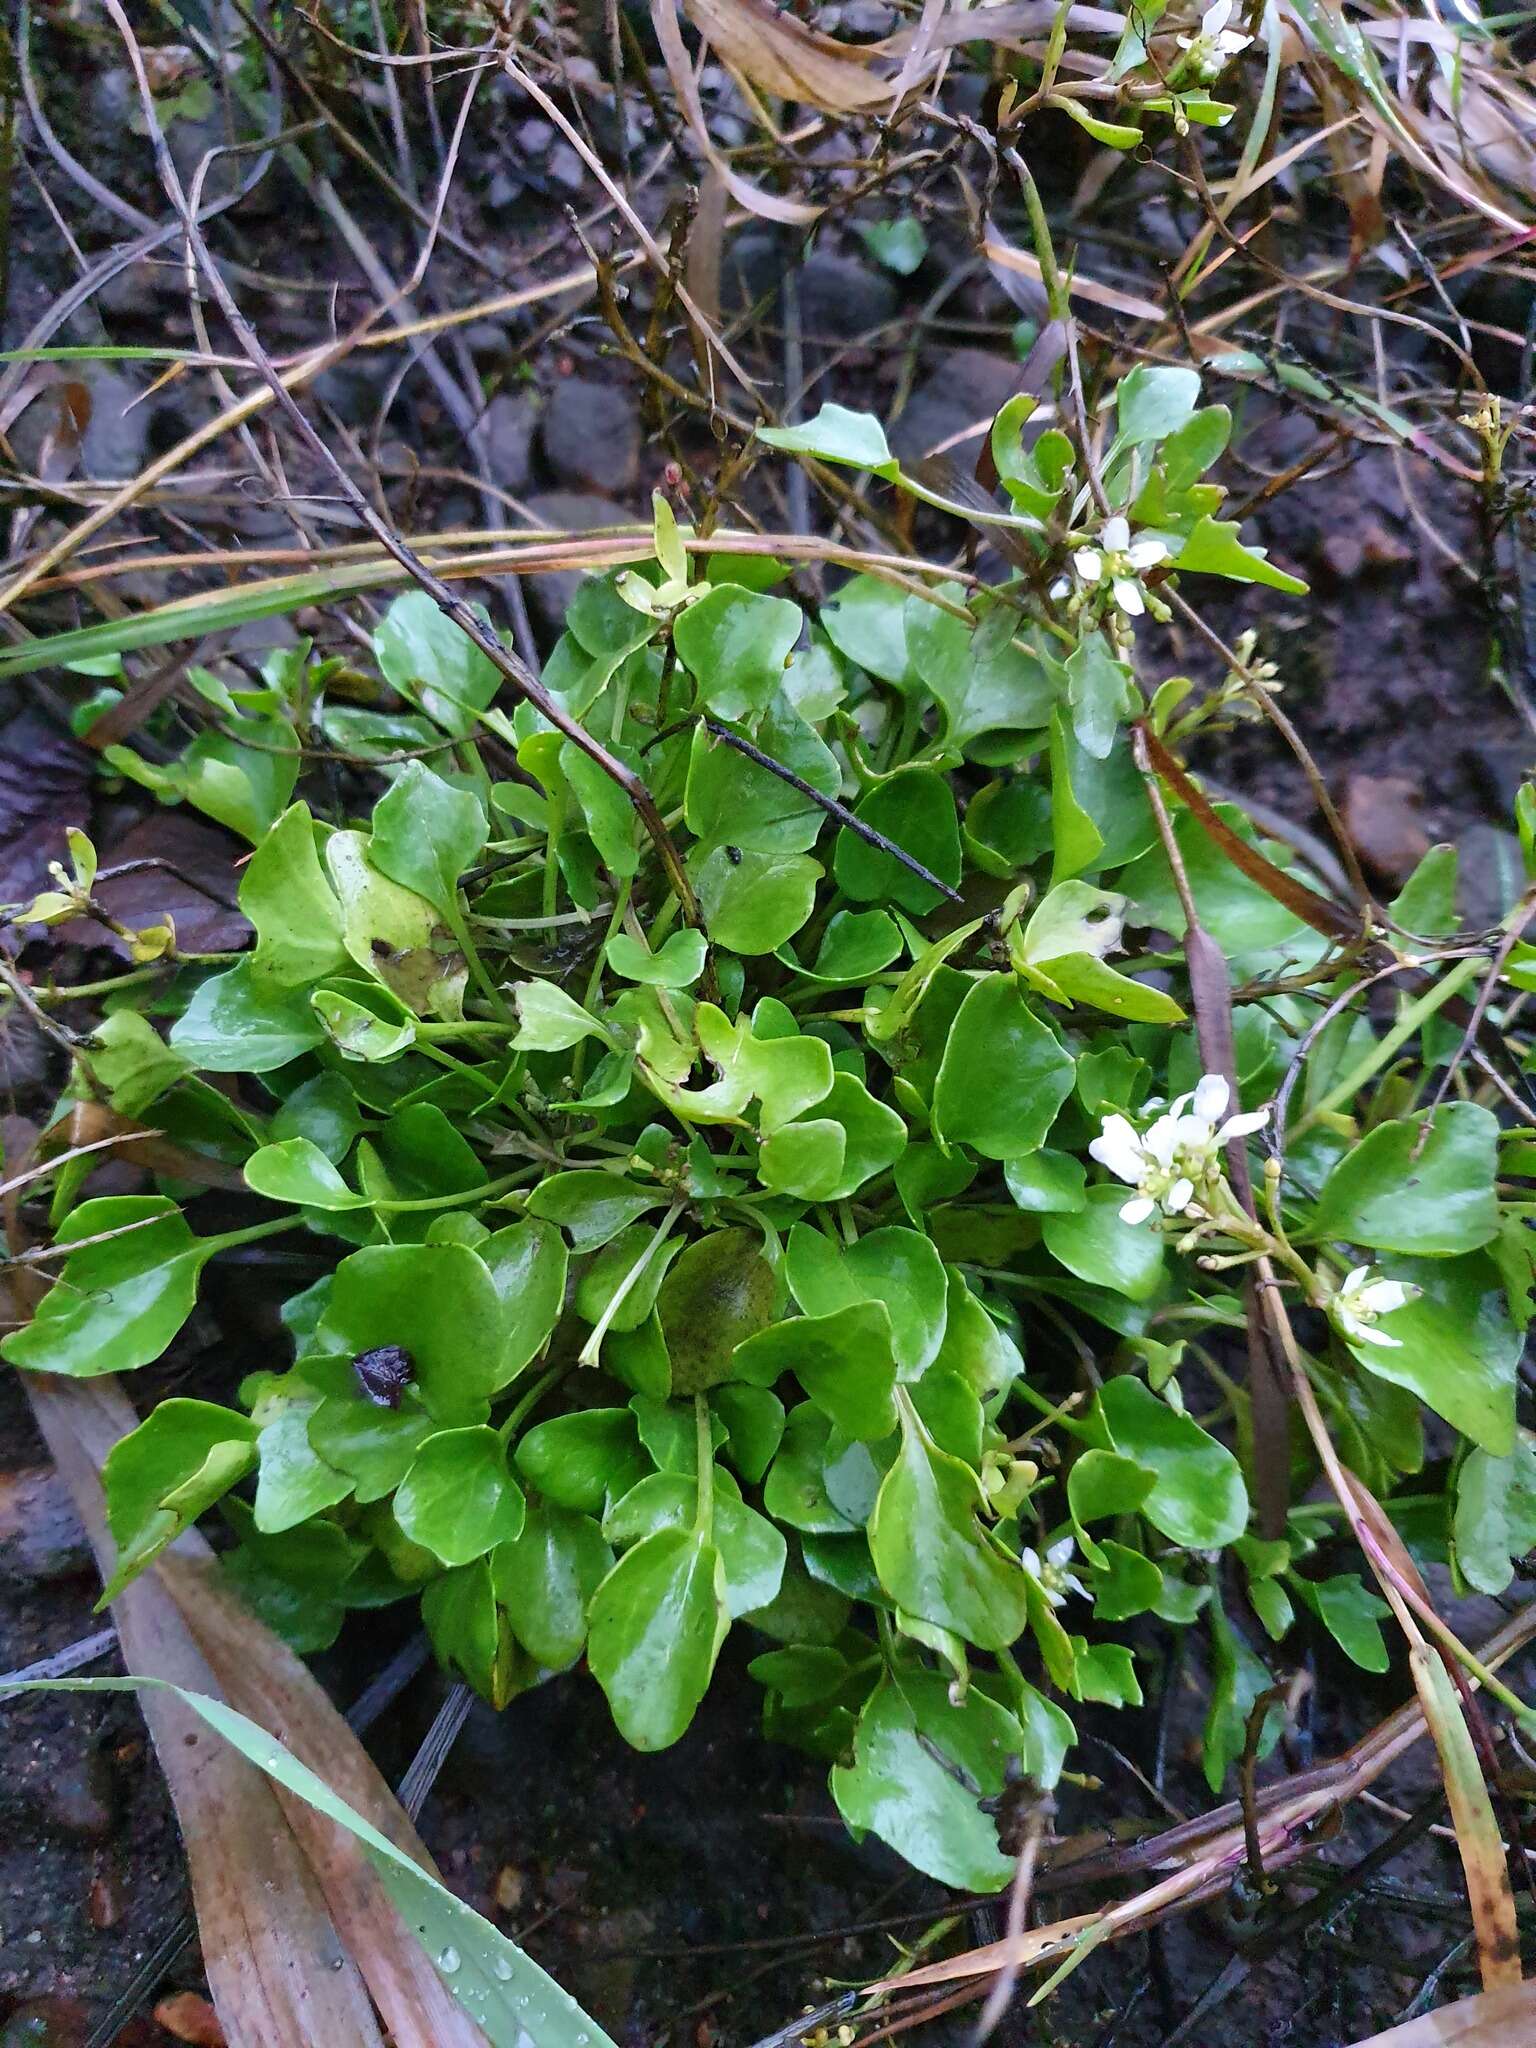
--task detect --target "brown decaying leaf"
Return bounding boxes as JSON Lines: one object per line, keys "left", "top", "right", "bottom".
{"left": 1342, "top": 1979, "right": 1536, "bottom": 2045}
{"left": 22, "top": 1372, "right": 388, "bottom": 2048}
{"left": 161, "top": 1551, "right": 489, "bottom": 2048}
{"left": 154, "top": 1990, "right": 228, "bottom": 2046}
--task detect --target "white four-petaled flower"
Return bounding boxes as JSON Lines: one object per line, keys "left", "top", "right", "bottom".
{"left": 1329, "top": 1265, "right": 1417, "bottom": 1349}
{"left": 1090, "top": 1073, "right": 1270, "bottom": 1226}
{"left": 1176, "top": 0, "right": 1253, "bottom": 81}
{"left": 1070, "top": 514, "right": 1170, "bottom": 618}
{"left": 1021, "top": 1536, "right": 1089, "bottom": 1609}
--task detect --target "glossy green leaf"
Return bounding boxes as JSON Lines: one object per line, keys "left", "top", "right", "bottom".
{"left": 831, "top": 1671, "right": 1016, "bottom": 1891}
{"left": 905, "top": 602, "right": 1054, "bottom": 750}
{"left": 819, "top": 575, "right": 914, "bottom": 687}
{"left": 1043, "top": 1188, "right": 1166, "bottom": 1302}
{"left": 311, "top": 987, "right": 416, "bottom": 1062}
{"left": 481, "top": 1220, "right": 568, "bottom": 1384}
{"left": 869, "top": 1397, "right": 1028, "bottom": 1649}
{"left": 933, "top": 975, "right": 1075, "bottom": 1160}
{"left": 1345, "top": 1252, "right": 1518, "bottom": 1455}
{"left": 786, "top": 1223, "right": 948, "bottom": 1378}
{"left": 370, "top": 762, "right": 487, "bottom": 919}
{"left": 245, "top": 1137, "right": 366, "bottom": 1211}
{"left": 374, "top": 590, "right": 502, "bottom": 736}
{"left": 514, "top": 1410, "right": 645, "bottom": 1515}
{"left": 526, "top": 1172, "right": 663, "bottom": 1252}
{"left": 834, "top": 770, "right": 961, "bottom": 914}
{"left": 240, "top": 802, "right": 348, "bottom": 988}
{"left": 395, "top": 1427, "right": 526, "bottom": 1566}
{"left": 1004, "top": 1149, "right": 1086, "bottom": 1213}
{"left": 1291, "top": 1573, "right": 1390, "bottom": 1672}
{"left": 1094, "top": 1376, "right": 1248, "bottom": 1548}
{"left": 736, "top": 1302, "right": 899, "bottom": 1442}
{"left": 587, "top": 1526, "right": 730, "bottom": 1749}
{"left": 673, "top": 585, "right": 804, "bottom": 722}
{"left": 493, "top": 1502, "right": 613, "bottom": 1669}
{"left": 1454, "top": 1440, "right": 1536, "bottom": 1596}
{"left": 1115, "top": 364, "right": 1201, "bottom": 446}
{"left": 3, "top": 1197, "right": 210, "bottom": 1378}
{"left": 603, "top": 1471, "right": 785, "bottom": 1617}
{"left": 757, "top": 404, "right": 898, "bottom": 477}
{"left": 1172, "top": 514, "right": 1308, "bottom": 595}
{"left": 171, "top": 960, "right": 326, "bottom": 1072}
{"left": 692, "top": 844, "right": 820, "bottom": 953}
{"left": 102, "top": 1399, "right": 257, "bottom": 1598}
{"left": 605, "top": 928, "right": 707, "bottom": 987}
{"left": 1308, "top": 1103, "right": 1499, "bottom": 1257}
{"left": 318, "top": 1242, "right": 504, "bottom": 1424}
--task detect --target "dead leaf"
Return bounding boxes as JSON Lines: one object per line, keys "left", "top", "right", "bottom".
{"left": 154, "top": 1991, "right": 227, "bottom": 2046}
{"left": 23, "top": 1372, "right": 387, "bottom": 2048}
{"left": 0, "top": 710, "right": 93, "bottom": 942}
{"left": 1343, "top": 1979, "right": 1536, "bottom": 2044}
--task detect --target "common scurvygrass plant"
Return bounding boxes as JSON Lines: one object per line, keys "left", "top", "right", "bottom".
{"left": 5, "top": 363, "right": 1533, "bottom": 1900}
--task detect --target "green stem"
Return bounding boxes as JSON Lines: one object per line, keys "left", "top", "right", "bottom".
{"left": 412, "top": 1041, "right": 511, "bottom": 1103}
{"left": 373, "top": 1171, "right": 525, "bottom": 1216}
{"left": 542, "top": 783, "right": 566, "bottom": 922}
{"left": 411, "top": 1020, "right": 506, "bottom": 1041}
{"left": 444, "top": 898, "right": 511, "bottom": 1022}
{"left": 694, "top": 1392, "right": 714, "bottom": 1543}
{"left": 577, "top": 1198, "right": 685, "bottom": 1367}
{"left": 1291, "top": 954, "right": 1484, "bottom": 1136}
{"left": 206, "top": 1215, "right": 303, "bottom": 1254}
{"left": 497, "top": 1360, "right": 566, "bottom": 1445}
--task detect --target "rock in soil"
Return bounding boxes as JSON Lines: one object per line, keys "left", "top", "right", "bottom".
{"left": 723, "top": 237, "right": 898, "bottom": 343}
{"left": 0, "top": 1467, "right": 91, "bottom": 1584}
{"left": 890, "top": 346, "right": 1027, "bottom": 466}
{"left": 1340, "top": 771, "right": 1431, "bottom": 885}
{"left": 522, "top": 492, "right": 638, "bottom": 637}
{"left": 797, "top": 252, "right": 898, "bottom": 342}
{"left": 540, "top": 379, "right": 640, "bottom": 496}
{"left": 480, "top": 390, "right": 539, "bottom": 498}
{"left": 37, "top": 1748, "right": 117, "bottom": 1844}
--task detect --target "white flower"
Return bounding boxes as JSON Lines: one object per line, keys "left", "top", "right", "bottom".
{"left": 1329, "top": 1265, "right": 1418, "bottom": 1349}
{"left": 1089, "top": 1072, "right": 1270, "bottom": 1226}
{"left": 1176, "top": 0, "right": 1253, "bottom": 80}
{"left": 1022, "top": 1536, "right": 1089, "bottom": 1609}
{"left": 1069, "top": 514, "right": 1169, "bottom": 619}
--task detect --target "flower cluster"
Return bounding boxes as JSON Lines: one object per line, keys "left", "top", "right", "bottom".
{"left": 1021, "top": 1536, "right": 1088, "bottom": 1610}
{"left": 1091, "top": 1073, "right": 1269, "bottom": 1226}
{"left": 1061, "top": 514, "right": 1169, "bottom": 620}
{"left": 1328, "top": 1265, "right": 1417, "bottom": 1349}
{"left": 1176, "top": 0, "right": 1253, "bottom": 82}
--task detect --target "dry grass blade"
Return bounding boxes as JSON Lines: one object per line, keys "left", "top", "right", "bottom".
{"left": 861, "top": 1601, "right": 1536, "bottom": 2002}
{"left": 1409, "top": 1645, "right": 1523, "bottom": 1994}
{"left": 1344, "top": 1980, "right": 1536, "bottom": 2045}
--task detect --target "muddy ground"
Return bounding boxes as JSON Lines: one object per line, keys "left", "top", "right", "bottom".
{"left": 1, "top": 13, "right": 1533, "bottom": 2047}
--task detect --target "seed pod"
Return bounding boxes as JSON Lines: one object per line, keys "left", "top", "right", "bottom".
{"left": 352, "top": 1344, "right": 414, "bottom": 1409}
